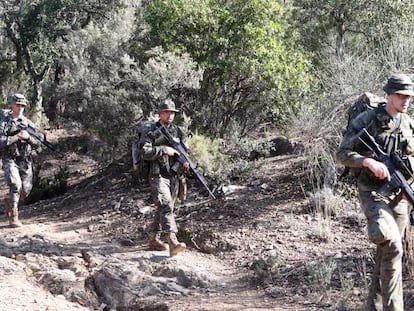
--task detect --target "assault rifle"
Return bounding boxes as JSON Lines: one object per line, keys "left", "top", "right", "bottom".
{"left": 353, "top": 128, "right": 414, "bottom": 224}
{"left": 155, "top": 124, "right": 216, "bottom": 199}
{"left": 8, "top": 122, "right": 63, "bottom": 157}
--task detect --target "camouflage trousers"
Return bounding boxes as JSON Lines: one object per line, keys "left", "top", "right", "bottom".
{"left": 3, "top": 157, "right": 33, "bottom": 210}
{"left": 150, "top": 174, "right": 179, "bottom": 233}
{"left": 358, "top": 187, "right": 409, "bottom": 311}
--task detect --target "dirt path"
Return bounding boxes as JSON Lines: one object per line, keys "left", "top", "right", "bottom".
{"left": 0, "top": 152, "right": 380, "bottom": 310}
{"left": 0, "top": 205, "right": 277, "bottom": 311}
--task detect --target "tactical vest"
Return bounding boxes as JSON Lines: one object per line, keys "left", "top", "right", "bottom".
{"left": 351, "top": 106, "right": 414, "bottom": 182}
{"left": 142, "top": 122, "right": 186, "bottom": 177}
{"left": 1, "top": 115, "right": 33, "bottom": 159}
{"left": 353, "top": 106, "right": 414, "bottom": 155}
{"left": 154, "top": 123, "right": 185, "bottom": 175}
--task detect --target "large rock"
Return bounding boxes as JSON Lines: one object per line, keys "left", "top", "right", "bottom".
{"left": 0, "top": 256, "right": 89, "bottom": 310}
{"left": 93, "top": 255, "right": 221, "bottom": 309}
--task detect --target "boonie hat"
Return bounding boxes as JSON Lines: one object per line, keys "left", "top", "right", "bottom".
{"left": 383, "top": 73, "right": 414, "bottom": 96}
{"left": 11, "top": 93, "right": 27, "bottom": 106}
{"left": 158, "top": 99, "right": 179, "bottom": 113}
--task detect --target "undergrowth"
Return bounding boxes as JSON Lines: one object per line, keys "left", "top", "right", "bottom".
{"left": 26, "top": 164, "right": 69, "bottom": 204}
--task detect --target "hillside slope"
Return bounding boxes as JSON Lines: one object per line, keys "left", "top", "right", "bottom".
{"left": 0, "top": 137, "right": 412, "bottom": 310}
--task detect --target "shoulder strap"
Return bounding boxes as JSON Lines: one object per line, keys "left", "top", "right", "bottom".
{"left": 384, "top": 115, "right": 403, "bottom": 154}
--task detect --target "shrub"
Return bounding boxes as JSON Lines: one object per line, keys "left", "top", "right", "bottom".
{"left": 251, "top": 253, "right": 284, "bottom": 285}
{"left": 188, "top": 133, "right": 255, "bottom": 184}
{"left": 26, "top": 165, "right": 69, "bottom": 203}
{"left": 306, "top": 257, "right": 337, "bottom": 303}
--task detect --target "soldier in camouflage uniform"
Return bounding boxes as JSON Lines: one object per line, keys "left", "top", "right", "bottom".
{"left": 337, "top": 74, "right": 414, "bottom": 311}
{"left": 140, "top": 99, "right": 189, "bottom": 256}
{"left": 0, "top": 94, "right": 40, "bottom": 228}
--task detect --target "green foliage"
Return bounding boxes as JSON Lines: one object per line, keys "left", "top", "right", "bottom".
{"left": 188, "top": 133, "right": 224, "bottom": 177}
{"left": 0, "top": 0, "right": 124, "bottom": 117}
{"left": 188, "top": 133, "right": 257, "bottom": 184}
{"left": 139, "top": 47, "right": 203, "bottom": 116}
{"left": 285, "top": 29, "right": 414, "bottom": 192}
{"left": 291, "top": 0, "right": 414, "bottom": 63}
{"left": 221, "top": 158, "right": 254, "bottom": 184}
{"left": 145, "top": 0, "right": 316, "bottom": 137}
{"left": 50, "top": 4, "right": 202, "bottom": 162}
{"left": 336, "top": 268, "right": 355, "bottom": 310}
{"left": 306, "top": 257, "right": 337, "bottom": 302}
{"left": 1, "top": 0, "right": 414, "bottom": 179}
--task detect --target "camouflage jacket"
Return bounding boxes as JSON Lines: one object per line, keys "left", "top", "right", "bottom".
{"left": 140, "top": 121, "right": 189, "bottom": 177}
{"left": 0, "top": 113, "right": 40, "bottom": 160}
{"left": 337, "top": 105, "right": 414, "bottom": 188}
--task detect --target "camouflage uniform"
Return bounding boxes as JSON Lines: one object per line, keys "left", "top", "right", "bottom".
{"left": 140, "top": 121, "right": 187, "bottom": 233}
{"left": 139, "top": 99, "right": 188, "bottom": 256}
{"left": 0, "top": 96, "right": 40, "bottom": 226}
{"left": 337, "top": 74, "right": 414, "bottom": 311}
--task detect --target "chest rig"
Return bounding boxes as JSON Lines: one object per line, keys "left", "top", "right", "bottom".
{"left": 367, "top": 106, "right": 414, "bottom": 177}
{"left": 4, "top": 117, "right": 31, "bottom": 159}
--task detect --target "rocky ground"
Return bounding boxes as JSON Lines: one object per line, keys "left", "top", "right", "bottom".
{"left": 0, "top": 129, "right": 414, "bottom": 311}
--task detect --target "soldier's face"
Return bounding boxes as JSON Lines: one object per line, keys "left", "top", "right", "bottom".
{"left": 11, "top": 103, "right": 25, "bottom": 117}
{"left": 388, "top": 93, "right": 411, "bottom": 114}
{"left": 159, "top": 110, "right": 175, "bottom": 125}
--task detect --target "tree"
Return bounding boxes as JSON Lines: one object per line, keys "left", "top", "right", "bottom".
{"left": 51, "top": 3, "right": 202, "bottom": 160}
{"left": 0, "top": 0, "right": 122, "bottom": 123}
{"left": 291, "top": 0, "right": 414, "bottom": 63}
{"left": 144, "top": 0, "right": 315, "bottom": 137}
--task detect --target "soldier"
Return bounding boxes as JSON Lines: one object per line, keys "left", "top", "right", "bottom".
{"left": 0, "top": 94, "right": 40, "bottom": 227}
{"left": 139, "top": 99, "right": 189, "bottom": 256}
{"left": 337, "top": 73, "right": 414, "bottom": 311}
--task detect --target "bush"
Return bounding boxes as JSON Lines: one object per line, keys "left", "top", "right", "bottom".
{"left": 188, "top": 132, "right": 225, "bottom": 178}
{"left": 188, "top": 133, "right": 255, "bottom": 184}
{"left": 251, "top": 253, "right": 285, "bottom": 285}
{"left": 306, "top": 257, "right": 337, "bottom": 303}
{"left": 26, "top": 165, "right": 69, "bottom": 204}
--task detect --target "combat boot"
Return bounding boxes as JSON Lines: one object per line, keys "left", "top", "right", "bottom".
{"left": 165, "top": 233, "right": 186, "bottom": 256}
{"left": 148, "top": 231, "right": 168, "bottom": 251}
{"left": 9, "top": 207, "right": 22, "bottom": 228}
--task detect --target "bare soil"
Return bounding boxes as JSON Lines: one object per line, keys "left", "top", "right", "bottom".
{"left": 1, "top": 128, "right": 414, "bottom": 311}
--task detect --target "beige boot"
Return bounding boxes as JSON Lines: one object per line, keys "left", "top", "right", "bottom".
{"left": 9, "top": 207, "right": 22, "bottom": 228}
{"left": 165, "top": 233, "right": 186, "bottom": 256}
{"left": 148, "top": 232, "right": 168, "bottom": 251}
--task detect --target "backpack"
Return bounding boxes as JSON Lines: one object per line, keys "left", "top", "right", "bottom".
{"left": 346, "top": 92, "right": 386, "bottom": 130}
{"left": 339, "top": 92, "right": 387, "bottom": 180}
{"left": 132, "top": 120, "right": 158, "bottom": 185}
{"left": 0, "top": 109, "right": 10, "bottom": 118}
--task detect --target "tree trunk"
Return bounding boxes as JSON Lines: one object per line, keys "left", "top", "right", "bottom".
{"left": 336, "top": 22, "right": 345, "bottom": 61}
{"left": 31, "top": 79, "right": 46, "bottom": 126}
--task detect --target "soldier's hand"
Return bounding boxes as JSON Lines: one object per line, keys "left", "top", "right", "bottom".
{"left": 363, "top": 158, "right": 391, "bottom": 181}
{"left": 183, "top": 161, "right": 190, "bottom": 171}
{"left": 17, "top": 130, "right": 30, "bottom": 141}
{"left": 163, "top": 146, "right": 179, "bottom": 157}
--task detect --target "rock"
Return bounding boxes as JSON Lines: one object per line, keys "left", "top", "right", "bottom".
{"left": 193, "top": 230, "right": 237, "bottom": 254}
{"left": 0, "top": 238, "right": 13, "bottom": 258}
{"left": 93, "top": 258, "right": 149, "bottom": 308}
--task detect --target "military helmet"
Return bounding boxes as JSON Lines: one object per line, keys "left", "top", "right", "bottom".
{"left": 158, "top": 99, "right": 179, "bottom": 113}
{"left": 11, "top": 93, "right": 27, "bottom": 106}
{"left": 383, "top": 73, "right": 414, "bottom": 96}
